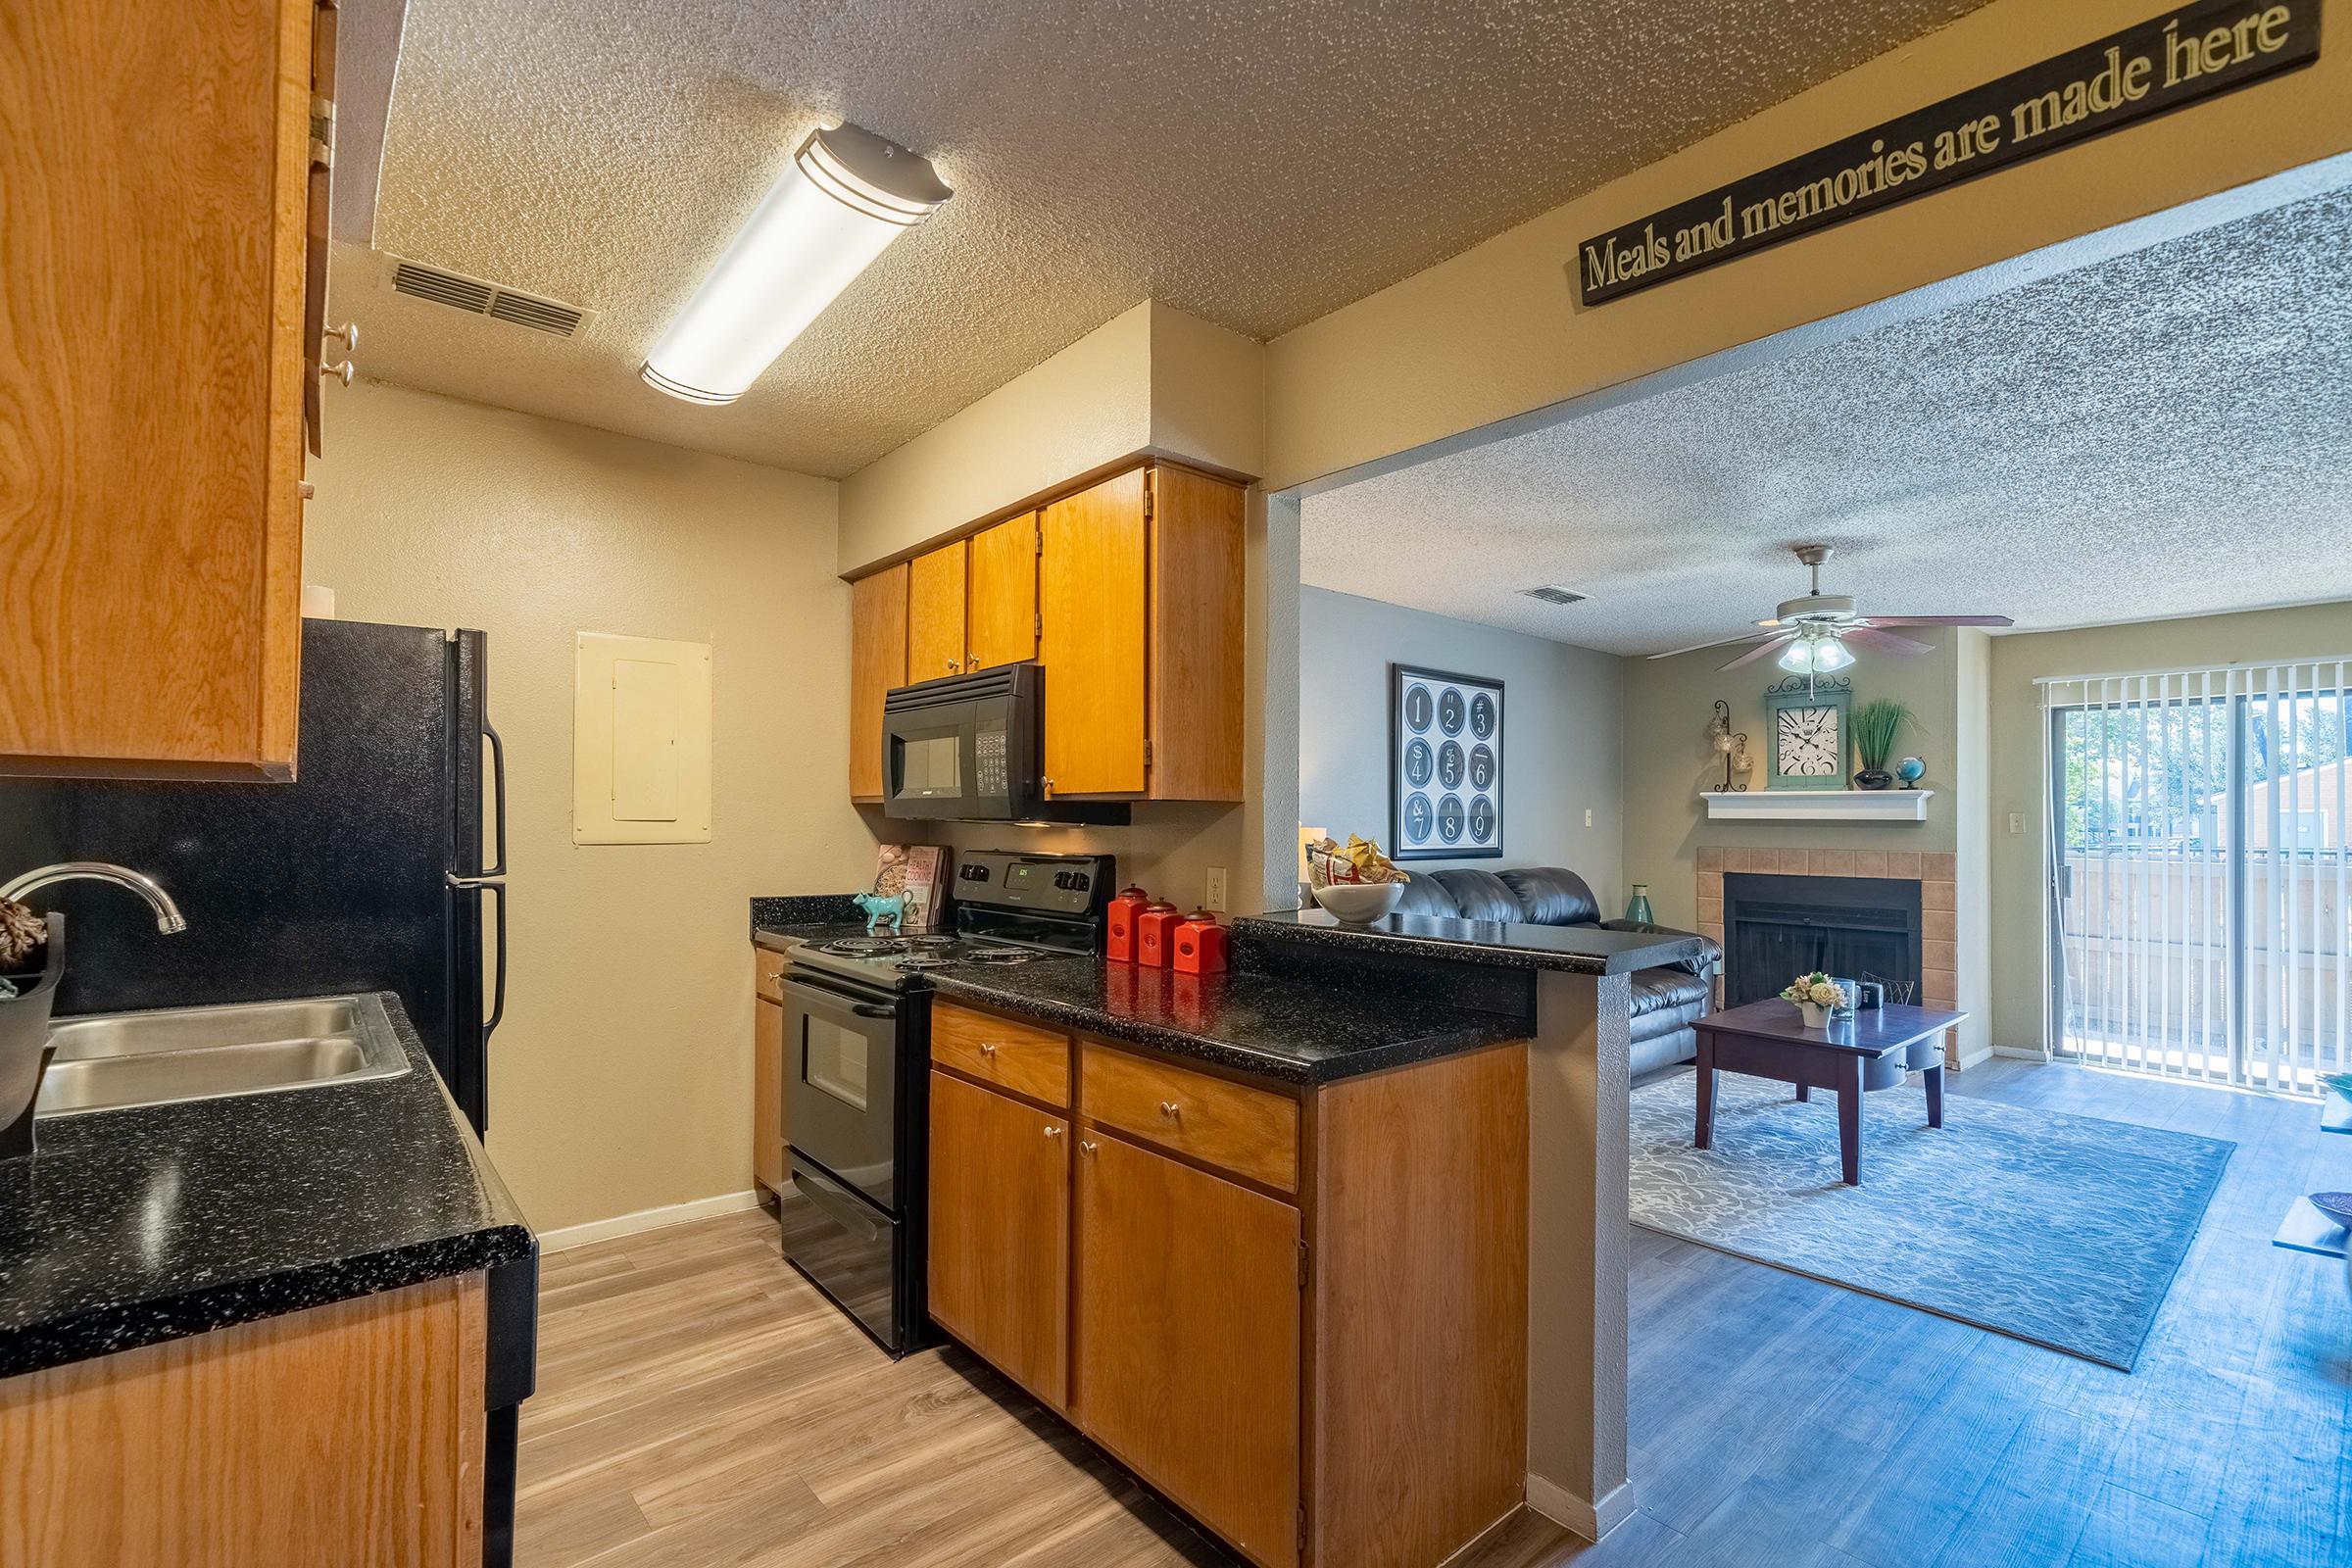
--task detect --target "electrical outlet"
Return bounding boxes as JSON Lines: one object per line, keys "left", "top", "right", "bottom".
{"left": 2008, "top": 812, "right": 2025, "bottom": 835}
{"left": 1203, "top": 866, "right": 1228, "bottom": 912}
{"left": 1584, "top": 808, "right": 1594, "bottom": 827}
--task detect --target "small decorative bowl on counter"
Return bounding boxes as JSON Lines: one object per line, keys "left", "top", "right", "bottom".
{"left": 1312, "top": 882, "right": 1402, "bottom": 923}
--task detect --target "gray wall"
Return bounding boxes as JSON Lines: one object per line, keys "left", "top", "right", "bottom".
{"left": 1297, "top": 587, "right": 1623, "bottom": 905}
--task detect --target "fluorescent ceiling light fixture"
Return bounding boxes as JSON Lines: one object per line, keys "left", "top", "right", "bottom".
{"left": 641, "top": 122, "right": 951, "bottom": 406}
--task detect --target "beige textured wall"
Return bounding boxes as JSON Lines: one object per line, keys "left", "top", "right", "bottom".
{"left": 1984, "top": 602, "right": 2352, "bottom": 1052}
{"left": 1147, "top": 301, "right": 1264, "bottom": 480}
{"left": 836, "top": 300, "right": 1266, "bottom": 576}
{"left": 836, "top": 301, "right": 1154, "bottom": 574}
{"left": 304, "top": 381, "right": 876, "bottom": 1234}
{"left": 1262, "top": 0, "right": 2352, "bottom": 492}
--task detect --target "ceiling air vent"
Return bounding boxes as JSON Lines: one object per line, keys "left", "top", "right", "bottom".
{"left": 1518, "top": 585, "right": 1588, "bottom": 606}
{"left": 387, "top": 256, "right": 591, "bottom": 338}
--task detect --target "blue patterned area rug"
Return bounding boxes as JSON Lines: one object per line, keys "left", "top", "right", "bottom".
{"left": 1629, "top": 1071, "right": 2234, "bottom": 1370}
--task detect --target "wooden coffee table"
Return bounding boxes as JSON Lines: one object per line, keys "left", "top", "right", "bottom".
{"left": 1692, "top": 998, "right": 1970, "bottom": 1186}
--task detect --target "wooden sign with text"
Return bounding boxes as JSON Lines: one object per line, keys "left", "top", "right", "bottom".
{"left": 1575, "top": 0, "right": 2322, "bottom": 306}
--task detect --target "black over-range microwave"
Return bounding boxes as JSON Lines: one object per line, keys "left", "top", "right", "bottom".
{"left": 880, "top": 662, "right": 1129, "bottom": 825}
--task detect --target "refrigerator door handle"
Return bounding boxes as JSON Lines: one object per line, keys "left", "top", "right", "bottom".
{"left": 446, "top": 873, "right": 510, "bottom": 1041}
{"left": 481, "top": 717, "right": 509, "bottom": 879}
{"left": 483, "top": 877, "right": 508, "bottom": 1041}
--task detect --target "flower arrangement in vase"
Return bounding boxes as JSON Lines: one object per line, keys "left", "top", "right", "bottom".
{"left": 1780, "top": 971, "right": 1850, "bottom": 1029}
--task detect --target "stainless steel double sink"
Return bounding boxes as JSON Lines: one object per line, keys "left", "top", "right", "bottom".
{"left": 36, "top": 994, "right": 409, "bottom": 1117}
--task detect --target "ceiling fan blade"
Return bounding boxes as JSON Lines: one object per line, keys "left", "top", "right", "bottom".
{"left": 1647, "top": 630, "right": 1779, "bottom": 661}
{"left": 1863, "top": 614, "right": 2016, "bottom": 627}
{"left": 1844, "top": 626, "right": 1935, "bottom": 657}
{"left": 1717, "top": 635, "right": 1793, "bottom": 671}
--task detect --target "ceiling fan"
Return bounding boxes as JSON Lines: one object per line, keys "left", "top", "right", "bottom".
{"left": 1649, "top": 545, "right": 2013, "bottom": 681}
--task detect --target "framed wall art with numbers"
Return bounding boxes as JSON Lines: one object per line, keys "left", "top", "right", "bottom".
{"left": 1390, "top": 663, "right": 1503, "bottom": 861}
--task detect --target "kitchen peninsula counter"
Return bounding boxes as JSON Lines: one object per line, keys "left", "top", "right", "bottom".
{"left": 921, "top": 951, "right": 1524, "bottom": 1086}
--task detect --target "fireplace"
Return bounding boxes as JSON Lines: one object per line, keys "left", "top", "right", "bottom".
{"left": 1720, "top": 872, "right": 1923, "bottom": 1009}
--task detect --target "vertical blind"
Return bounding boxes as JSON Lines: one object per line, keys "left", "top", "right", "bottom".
{"left": 2040, "top": 661, "right": 2351, "bottom": 1094}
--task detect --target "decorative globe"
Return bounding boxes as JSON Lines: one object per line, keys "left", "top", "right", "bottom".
{"left": 1895, "top": 756, "right": 1927, "bottom": 788}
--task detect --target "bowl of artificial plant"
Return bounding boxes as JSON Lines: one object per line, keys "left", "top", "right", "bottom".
{"left": 1850, "top": 699, "right": 1915, "bottom": 791}
{"left": 0, "top": 908, "right": 64, "bottom": 1160}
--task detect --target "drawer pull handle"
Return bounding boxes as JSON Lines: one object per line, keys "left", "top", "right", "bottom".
{"left": 1044, "top": 1125, "right": 1063, "bottom": 1140}
{"left": 979, "top": 1042, "right": 999, "bottom": 1056}
{"left": 1158, "top": 1101, "right": 1181, "bottom": 1119}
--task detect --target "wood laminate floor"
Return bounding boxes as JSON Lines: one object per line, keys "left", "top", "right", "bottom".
{"left": 516, "top": 1058, "right": 2352, "bottom": 1567}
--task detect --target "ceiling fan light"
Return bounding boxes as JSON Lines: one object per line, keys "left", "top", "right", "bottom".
{"left": 1811, "top": 635, "right": 1854, "bottom": 672}
{"left": 1778, "top": 639, "right": 1817, "bottom": 673}
{"left": 641, "top": 122, "right": 951, "bottom": 406}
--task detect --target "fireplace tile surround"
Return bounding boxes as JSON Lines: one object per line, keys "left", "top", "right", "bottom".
{"left": 1696, "top": 846, "right": 1958, "bottom": 1011}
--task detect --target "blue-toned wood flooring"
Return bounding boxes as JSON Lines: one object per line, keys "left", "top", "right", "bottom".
{"left": 1518, "top": 1055, "right": 2352, "bottom": 1568}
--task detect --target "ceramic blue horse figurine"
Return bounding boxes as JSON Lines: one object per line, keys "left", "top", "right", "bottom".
{"left": 853, "top": 889, "right": 909, "bottom": 936}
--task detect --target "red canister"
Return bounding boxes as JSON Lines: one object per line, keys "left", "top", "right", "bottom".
{"left": 1172, "top": 909, "right": 1229, "bottom": 975}
{"left": 1104, "top": 885, "right": 1151, "bottom": 962}
{"left": 1134, "top": 901, "right": 1183, "bottom": 968}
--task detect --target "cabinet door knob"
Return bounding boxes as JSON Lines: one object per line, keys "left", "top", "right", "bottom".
{"left": 1044, "top": 1124, "right": 1063, "bottom": 1139}
{"left": 1079, "top": 1140, "right": 1097, "bottom": 1155}
{"left": 1158, "top": 1101, "right": 1181, "bottom": 1119}
{"left": 323, "top": 359, "right": 356, "bottom": 387}
{"left": 979, "top": 1042, "right": 998, "bottom": 1056}
{"left": 326, "top": 321, "right": 360, "bottom": 353}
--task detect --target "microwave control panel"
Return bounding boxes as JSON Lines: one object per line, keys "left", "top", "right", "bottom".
{"left": 974, "top": 718, "right": 1008, "bottom": 801}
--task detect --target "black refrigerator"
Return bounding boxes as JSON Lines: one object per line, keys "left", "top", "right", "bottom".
{"left": 0, "top": 618, "right": 508, "bottom": 1133}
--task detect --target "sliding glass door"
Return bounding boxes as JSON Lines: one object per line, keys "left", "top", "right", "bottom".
{"left": 2046, "top": 662, "right": 2352, "bottom": 1093}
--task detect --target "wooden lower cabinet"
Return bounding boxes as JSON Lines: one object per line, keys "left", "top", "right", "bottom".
{"left": 754, "top": 993, "right": 785, "bottom": 1197}
{"left": 927, "top": 1069, "right": 1070, "bottom": 1408}
{"left": 926, "top": 1006, "right": 1529, "bottom": 1568}
{"left": 0, "top": 1274, "right": 486, "bottom": 1567}
{"left": 1075, "top": 1130, "right": 1300, "bottom": 1568}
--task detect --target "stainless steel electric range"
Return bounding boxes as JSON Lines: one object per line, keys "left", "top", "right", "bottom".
{"left": 775, "top": 850, "right": 1112, "bottom": 1354}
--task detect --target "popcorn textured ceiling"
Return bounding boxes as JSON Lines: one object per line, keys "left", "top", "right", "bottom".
{"left": 342, "top": 0, "right": 1989, "bottom": 478}
{"left": 1301, "top": 186, "right": 2352, "bottom": 656}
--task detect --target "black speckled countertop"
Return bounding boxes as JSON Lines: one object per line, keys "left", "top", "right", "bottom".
{"left": 0, "top": 991, "right": 534, "bottom": 1380}
{"left": 1236, "top": 908, "right": 1706, "bottom": 976}
{"left": 922, "top": 955, "right": 1527, "bottom": 1086}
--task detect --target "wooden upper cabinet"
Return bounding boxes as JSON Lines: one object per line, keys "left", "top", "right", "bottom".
{"left": 1145, "top": 466, "right": 1246, "bottom": 801}
{"left": 906, "top": 541, "right": 969, "bottom": 682}
{"left": 845, "top": 460, "right": 1245, "bottom": 806}
{"left": 928, "top": 1070, "right": 1070, "bottom": 1409}
{"left": 1039, "top": 470, "right": 1149, "bottom": 797}
{"left": 848, "top": 564, "right": 908, "bottom": 801}
{"left": 1075, "top": 1131, "right": 1300, "bottom": 1568}
{"left": 965, "top": 513, "right": 1039, "bottom": 670}
{"left": 0, "top": 0, "right": 318, "bottom": 779}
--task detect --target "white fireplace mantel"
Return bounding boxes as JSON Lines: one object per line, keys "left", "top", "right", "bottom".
{"left": 1701, "top": 789, "right": 1934, "bottom": 822}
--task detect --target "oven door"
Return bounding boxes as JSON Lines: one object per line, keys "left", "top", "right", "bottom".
{"left": 782, "top": 969, "right": 903, "bottom": 1212}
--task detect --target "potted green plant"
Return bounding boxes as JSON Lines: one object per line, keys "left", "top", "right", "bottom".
{"left": 1849, "top": 699, "right": 1914, "bottom": 791}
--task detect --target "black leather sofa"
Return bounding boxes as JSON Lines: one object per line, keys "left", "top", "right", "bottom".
{"left": 1392, "top": 866, "right": 1721, "bottom": 1076}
